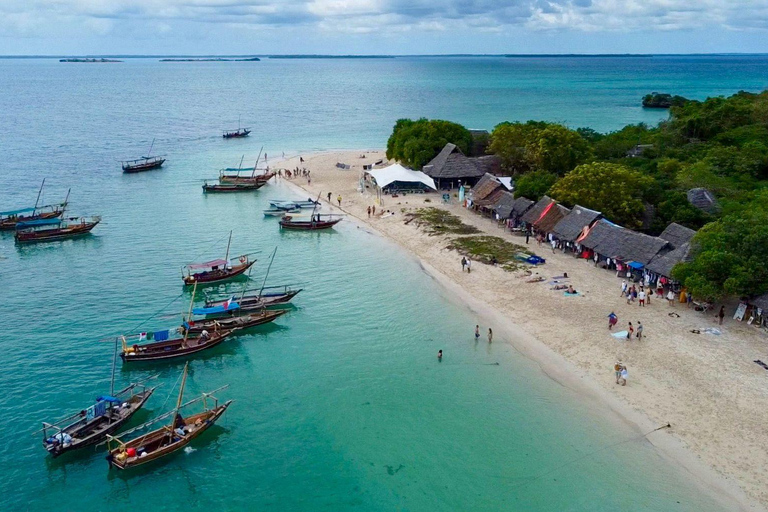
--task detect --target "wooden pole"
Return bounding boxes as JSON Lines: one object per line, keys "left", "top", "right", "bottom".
{"left": 224, "top": 230, "right": 233, "bottom": 263}
{"left": 33, "top": 178, "right": 45, "bottom": 214}
{"left": 183, "top": 281, "right": 197, "bottom": 344}
{"left": 147, "top": 138, "right": 155, "bottom": 158}
{"left": 251, "top": 146, "right": 263, "bottom": 179}
{"left": 110, "top": 336, "right": 118, "bottom": 396}
{"left": 259, "top": 247, "right": 277, "bottom": 296}
{"left": 169, "top": 363, "right": 189, "bottom": 429}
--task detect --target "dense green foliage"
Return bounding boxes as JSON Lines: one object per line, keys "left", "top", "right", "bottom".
{"left": 386, "top": 118, "right": 472, "bottom": 169}
{"left": 549, "top": 163, "right": 654, "bottom": 228}
{"left": 673, "top": 194, "right": 768, "bottom": 299}
{"left": 642, "top": 93, "right": 687, "bottom": 109}
{"left": 488, "top": 121, "right": 591, "bottom": 175}
{"left": 514, "top": 171, "right": 557, "bottom": 201}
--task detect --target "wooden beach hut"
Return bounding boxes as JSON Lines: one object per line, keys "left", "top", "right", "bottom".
{"left": 646, "top": 242, "right": 692, "bottom": 280}
{"left": 551, "top": 205, "right": 602, "bottom": 243}
{"left": 470, "top": 173, "right": 508, "bottom": 217}
{"left": 492, "top": 191, "right": 516, "bottom": 220}
{"left": 534, "top": 203, "right": 571, "bottom": 235}
{"left": 578, "top": 219, "right": 626, "bottom": 262}
{"left": 658, "top": 222, "right": 696, "bottom": 249}
{"left": 687, "top": 188, "right": 720, "bottom": 214}
{"left": 520, "top": 196, "right": 555, "bottom": 228}
{"left": 507, "top": 197, "right": 535, "bottom": 228}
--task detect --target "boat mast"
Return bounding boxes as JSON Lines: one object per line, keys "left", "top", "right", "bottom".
{"left": 147, "top": 138, "right": 155, "bottom": 159}
{"left": 259, "top": 247, "right": 278, "bottom": 296}
{"left": 183, "top": 281, "right": 197, "bottom": 344}
{"left": 33, "top": 178, "right": 46, "bottom": 214}
{"left": 224, "top": 230, "right": 233, "bottom": 263}
{"left": 169, "top": 363, "right": 189, "bottom": 430}
{"left": 237, "top": 155, "right": 245, "bottom": 175}
{"left": 110, "top": 336, "right": 118, "bottom": 396}
{"left": 251, "top": 146, "right": 263, "bottom": 179}
{"left": 62, "top": 188, "right": 71, "bottom": 213}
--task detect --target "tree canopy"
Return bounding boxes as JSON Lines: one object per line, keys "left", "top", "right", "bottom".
{"left": 386, "top": 118, "right": 472, "bottom": 170}
{"left": 513, "top": 171, "right": 557, "bottom": 201}
{"left": 549, "top": 162, "right": 653, "bottom": 228}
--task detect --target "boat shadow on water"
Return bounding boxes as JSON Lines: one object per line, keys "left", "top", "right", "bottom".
{"left": 105, "top": 424, "right": 230, "bottom": 482}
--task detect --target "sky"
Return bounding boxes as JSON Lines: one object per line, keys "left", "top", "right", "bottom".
{"left": 1, "top": 0, "right": 768, "bottom": 55}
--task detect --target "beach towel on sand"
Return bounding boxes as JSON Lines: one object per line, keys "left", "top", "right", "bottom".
{"left": 563, "top": 292, "right": 580, "bottom": 296}
{"left": 611, "top": 331, "right": 629, "bottom": 339}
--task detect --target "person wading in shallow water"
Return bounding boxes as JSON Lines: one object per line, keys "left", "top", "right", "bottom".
{"left": 438, "top": 350, "right": 443, "bottom": 361}
{"left": 475, "top": 325, "right": 480, "bottom": 340}
{"left": 487, "top": 328, "right": 493, "bottom": 343}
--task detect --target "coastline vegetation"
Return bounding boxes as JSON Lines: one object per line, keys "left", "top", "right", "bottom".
{"left": 388, "top": 90, "right": 768, "bottom": 299}
{"left": 407, "top": 208, "right": 480, "bottom": 235}
{"left": 447, "top": 236, "right": 533, "bottom": 272}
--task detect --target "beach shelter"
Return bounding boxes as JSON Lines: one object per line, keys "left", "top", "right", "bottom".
{"left": 366, "top": 164, "right": 436, "bottom": 192}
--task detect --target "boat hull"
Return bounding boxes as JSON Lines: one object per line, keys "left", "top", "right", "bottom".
{"left": 15, "top": 220, "right": 100, "bottom": 244}
{"left": 279, "top": 219, "right": 341, "bottom": 230}
{"left": 107, "top": 402, "right": 231, "bottom": 469}
{"left": 0, "top": 210, "right": 63, "bottom": 231}
{"left": 219, "top": 172, "right": 275, "bottom": 185}
{"left": 120, "top": 331, "right": 234, "bottom": 362}
{"left": 185, "top": 309, "right": 287, "bottom": 333}
{"left": 183, "top": 260, "right": 255, "bottom": 286}
{"left": 203, "top": 183, "right": 265, "bottom": 193}
{"left": 122, "top": 159, "right": 165, "bottom": 173}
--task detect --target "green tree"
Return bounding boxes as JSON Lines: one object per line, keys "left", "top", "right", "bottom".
{"left": 531, "top": 124, "right": 593, "bottom": 175}
{"left": 514, "top": 171, "right": 557, "bottom": 201}
{"left": 488, "top": 121, "right": 548, "bottom": 174}
{"left": 386, "top": 118, "right": 472, "bottom": 170}
{"left": 673, "top": 196, "right": 768, "bottom": 299}
{"left": 593, "top": 123, "right": 655, "bottom": 161}
{"left": 549, "top": 162, "right": 653, "bottom": 228}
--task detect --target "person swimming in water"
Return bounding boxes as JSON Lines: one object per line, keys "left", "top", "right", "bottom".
{"left": 438, "top": 350, "right": 443, "bottom": 361}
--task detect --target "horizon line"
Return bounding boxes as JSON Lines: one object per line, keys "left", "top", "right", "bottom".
{"left": 2, "top": 52, "right": 768, "bottom": 59}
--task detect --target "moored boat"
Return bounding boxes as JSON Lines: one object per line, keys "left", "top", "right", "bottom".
{"left": 205, "top": 285, "right": 302, "bottom": 310}
{"left": 119, "top": 328, "right": 234, "bottom": 362}
{"left": 222, "top": 128, "right": 251, "bottom": 138}
{"left": 15, "top": 216, "right": 101, "bottom": 244}
{"left": 183, "top": 307, "right": 287, "bottom": 333}
{"left": 182, "top": 231, "right": 256, "bottom": 285}
{"left": 279, "top": 214, "right": 342, "bottom": 231}
{"left": 202, "top": 181, "right": 265, "bottom": 193}
{"left": 263, "top": 208, "right": 299, "bottom": 217}
{"left": 122, "top": 139, "right": 165, "bottom": 173}
{"left": 107, "top": 364, "right": 231, "bottom": 469}
{"left": 0, "top": 180, "right": 68, "bottom": 231}
{"left": 270, "top": 199, "right": 320, "bottom": 209}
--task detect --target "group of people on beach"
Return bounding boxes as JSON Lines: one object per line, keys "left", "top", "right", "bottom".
{"left": 461, "top": 256, "right": 472, "bottom": 273}
{"left": 608, "top": 312, "right": 644, "bottom": 340}
{"left": 475, "top": 325, "right": 492, "bottom": 343}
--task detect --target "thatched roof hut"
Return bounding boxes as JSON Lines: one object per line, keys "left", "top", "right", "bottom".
{"left": 521, "top": 196, "right": 555, "bottom": 225}
{"left": 423, "top": 143, "right": 501, "bottom": 187}
{"left": 614, "top": 230, "right": 670, "bottom": 266}
{"left": 659, "top": 222, "right": 696, "bottom": 248}
{"left": 470, "top": 173, "right": 506, "bottom": 204}
{"left": 751, "top": 293, "right": 768, "bottom": 310}
{"left": 509, "top": 197, "right": 534, "bottom": 219}
{"left": 579, "top": 219, "right": 625, "bottom": 257}
{"left": 687, "top": 188, "right": 720, "bottom": 214}
{"left": 534, "top": 204, "right": 571, "bottom": 233}
{"left": 647, "top": 242, "right": 692, "bottom": 278}
{"left": 551, "top": 205, "right": 602, "bottom": 242}
{"left": 493, "top": 191, "right": 516, "bottom": 219}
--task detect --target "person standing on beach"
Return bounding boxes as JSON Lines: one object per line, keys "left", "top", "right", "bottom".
{"left": 337, "top": 195, "right": 342, "bottom": 207}
{"left": 614, "top": 362, "right": 623, "bottom": 384}
{"left": 488, "top": 328, "right": 493, "bottom": 343}
{"left": 461, "top": 256, "right": 467, "bottom": 272}
{"left": 608, "top": 312, "right": 618, "bottom": 330}
{"left": 367, "top": 206, "right": 371, "bottom": 218}
{"left": 620, "top": 365, "right": 628, "bottom": 386}
{"left": 475, "top": 325, "right": 480, "bottom": 340}
{"left": 550, "top": 239, "right": 557, "bottom": 254}
{"left": 636, "top": 321, "right": 643, "bottom": 339}
{"left": 466, "top": 258, "right": 471, "bottom": 274}
{"left": 638, "top": 288, "right": 646, "bottom": 307}
{"left": 327, "top": 192, "right": 332, "bottom": 202}
{"left": 620, "top": 280, "right": 627, "bottom": 297}
{"left": 667, "top": 289, "right": 675, "bottom": 305}
{"left": 718, "top": 305, "right": 726, "bottom": 325}
{"left": 626, "top": 322, "right": 634, "bottom": 340}
{"left": 525, "top": 229, "right": 530, "bottom": 244}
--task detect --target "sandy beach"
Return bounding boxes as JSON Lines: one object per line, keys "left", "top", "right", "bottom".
{"left": 273, "top": 149, "right": 768, "bottom": 511}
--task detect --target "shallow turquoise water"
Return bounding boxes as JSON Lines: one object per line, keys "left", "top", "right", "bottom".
{"left": 1, "top": 56, "right": 760, "bottom": 510}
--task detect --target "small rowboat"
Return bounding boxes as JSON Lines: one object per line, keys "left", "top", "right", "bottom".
{"left": 263, "top": 208, "right": 299, "bottom": 217}
{"left": 203, "top": 182, "right": 265, "bottom": 193}
{"left": 15, "top": 216, "right": 101, "bottom": 244}
{"left": 107, "top": 364, "right": 231, "bottom": 469}
{"left": 122, "top": 156, "right": 165, "bottom": 173}
{"left": 222, "top": 128, "right": 251, "bottom": 139}
{"left": 270, "top": 199, "right": 320, "bottom": 209}
{"left": 279, "top": 214, "right": 341, "bottom": 231}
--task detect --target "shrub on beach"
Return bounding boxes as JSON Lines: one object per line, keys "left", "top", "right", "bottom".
{"left": 386, "top": 118, "right": 472, "bottom": 169}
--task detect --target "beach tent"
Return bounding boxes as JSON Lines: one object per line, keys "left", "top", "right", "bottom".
{"left": 366, "top": 164, "right": 436, "bottom": 192}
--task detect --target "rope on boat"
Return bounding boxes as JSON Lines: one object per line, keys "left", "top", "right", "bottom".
{"left": 493, "top": 423, "right": 672, "bottom": 490}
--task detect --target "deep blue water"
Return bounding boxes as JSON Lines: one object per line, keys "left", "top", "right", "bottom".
{"left": 2, "top": 55, "right": 765, "bottom": 511}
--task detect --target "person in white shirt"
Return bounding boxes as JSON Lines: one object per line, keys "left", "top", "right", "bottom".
{"left": 638, "top": 289, "right": 646, "bottom": 306}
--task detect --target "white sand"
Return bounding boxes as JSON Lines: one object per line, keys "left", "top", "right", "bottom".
{"left": 271, "top": 150, "right": 768, "bottom": 511}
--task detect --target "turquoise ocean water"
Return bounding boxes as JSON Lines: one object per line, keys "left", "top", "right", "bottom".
{"left": 2, "top": 56, "right": 767, "bottom": 511}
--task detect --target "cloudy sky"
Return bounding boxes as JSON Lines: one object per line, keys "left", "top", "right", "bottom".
{"left": 2, "top": 0, "right": 767, "bottom": 55}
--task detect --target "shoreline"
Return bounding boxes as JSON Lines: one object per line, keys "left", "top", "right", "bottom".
{"left": 274, "top": 150, "right": 767, "bottom": 511}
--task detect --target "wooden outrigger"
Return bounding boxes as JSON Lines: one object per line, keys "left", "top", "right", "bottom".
{"left": 182, "top": 231, "right": 256, "bottom": 286}
{"left": 107, "top": 364, "right": 232, "bottom": 469}
{"left": 0, "top": 180, "right": 68, "bottom": 231}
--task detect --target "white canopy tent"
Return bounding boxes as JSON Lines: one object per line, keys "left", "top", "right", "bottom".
{"left": 366, "top": 164, "right": 437, "bottom": 191}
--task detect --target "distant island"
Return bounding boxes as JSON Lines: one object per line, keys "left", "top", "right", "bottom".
{"left": 160, "top": 57, "right": 260, "bottom": 62}
{"left": 59, "top": 58, "right": 122, "bottom": 63}
{"left": 642, "top": 92, "right": 688, "bottom": 108}
{"left": 267, "top": 55, "right": 394, "bottom": 59}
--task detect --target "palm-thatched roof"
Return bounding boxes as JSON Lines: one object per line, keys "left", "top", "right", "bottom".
{"left": 423, "top": 143, "right": 501, "bottom": 180}
{"left": 521, "top": 196, "right": 555, "bottom": 225}
{"left": 534, "top": 204, "right": 571, "bottom": 233}
{"left": 646, "top": 242, "right": 692, "bottom": 278}
{"left": 614, "top": 230, "right": 670, "bottom": 265}
{"left": 751, "top": 293, "right": 768, "bottom": 309}
{"left": 551, "top": 205, "right": 602, "bottom": 242}
{"left": 509, "top": 197, "right": 534, "bottom": 218}
{"left": 493, "top": 191, "right": 516, "bottom": 218}
{"left": 471, "top": 173, "right": 505, "bottom": 204}
{"left": 659, "top": 222, "right": 696, "bottom": 248}
{"left": 579, "top": 219, "right": 625, "bottom": 256}
{"left": 687, "top": 188, "right": 720, "bottom": 214}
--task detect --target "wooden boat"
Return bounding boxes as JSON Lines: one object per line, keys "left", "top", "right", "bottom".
{"left": 107, "top": 364, "right": 231, "bottom": 469}
{"left": 41, "top": 382, "right": 156, "bottom": 457}
{"left": 122, "top": 139, "right": 165, "bottom": 173}
{"left": 263, "top": 208, "right": 299, "bottom": 217}
{"left": 15, "top": 216, "right": 101, "bottom": 244}
{"left": 205, "top": 286, "right": 302, "bottom": 310}
{"left": 183, "top": 308, "right": 287, "bottom": 333}
{"left": 222, "top": 128, "right": 251, "bottom": 139}
{"left": 182, "top": 231, "right": 256, "bottom": 285}
{"left": 202, "top": 181, "right": 265, "bottom": 193}
{"left": 220, "top": 170, "right": 275, "bottom": 185}
{"left": 279, "top": 214, "right": 341, "bottom": 231}
{"left": 119, "top": 327, "right": 234, "bottom": 362}
{"left": 39, "top": 343, "right": 157, "bottom": 458}
{"left": 270, "top": 199, "right": 320, "bottom": 209}
{"left": 0, "top": 181, "right": 68, "bottom": 231}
